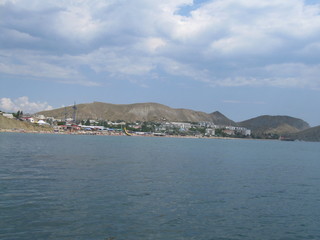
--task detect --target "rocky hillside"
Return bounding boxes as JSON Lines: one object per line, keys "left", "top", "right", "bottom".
{"left": 38, "top": 102, "right": 235, "bottom": 125}
{"left": 238, "top": 115, "right": 310, "bottom": 136}
{"left": 0, "top": 115, "right": 52, "bottom": 132}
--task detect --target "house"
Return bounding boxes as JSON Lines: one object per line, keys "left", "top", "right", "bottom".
{"left": 21, "top": 117, "right": 35, "bottom": 123}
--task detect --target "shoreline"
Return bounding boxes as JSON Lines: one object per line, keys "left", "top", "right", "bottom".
{"left": 0, "top": 128, "right": 274, "bottom": 141}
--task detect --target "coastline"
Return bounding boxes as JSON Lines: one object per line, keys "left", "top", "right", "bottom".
{"left": 0, "top": 128, "right": 268, "bottom": 141}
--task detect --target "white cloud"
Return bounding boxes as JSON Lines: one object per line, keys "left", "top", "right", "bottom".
{"left": 207, "top": 62, "right": 320, "bottom": 88}
{"left": 263, "top": 63, "right": 320, "bottom": 88}
{"left": 53, "top": 5, "right": 103, "bottom": 43}
{"left": 0, "top": 49, "right": 100, "bottom": 86}
{"left": 74, "top": 47, "right": 156, "bottom": 77}
{"left": 0, "top": 96, "right": 53, "bottom": 113}
{"left": 141, "top": 37, "right": 167, "bottom": 54}
{"left": 1, "top": 0, "right": 320, "bottom": 89}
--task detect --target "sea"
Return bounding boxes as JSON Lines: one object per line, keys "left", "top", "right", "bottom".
{"left": 1, "top": 133, "right": 320, "bottom": 240}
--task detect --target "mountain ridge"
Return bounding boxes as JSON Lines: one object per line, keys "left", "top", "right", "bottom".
{"left": 37, "top": 102, "right": 236, "bottom": 125}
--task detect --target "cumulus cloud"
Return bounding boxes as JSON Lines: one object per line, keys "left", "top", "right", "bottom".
{"left": 1, "top": 0, "right": 320, "bottom": 88}
{"left": 0, "top": 96, "right": 53, "bottom": 113}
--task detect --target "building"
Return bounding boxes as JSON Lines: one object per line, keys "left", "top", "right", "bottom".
{"left": 205, "top": 128, "right": 215, "bottom": 136}
{"left": 243, "top": 129, "right": 251, "bottom": 136}
{"left": 21, "top": 117, "right": 35, "bottom": 123}
{"left": 223, "top": 129, "right": 235, "bottom": 135}
{"left": 3, "top": 113, "right": 14, "bottom": 119}
{"left": 170, "top": 122, "right": 192, "bottom": 131}
{"left": 198, "top": 121, "right": 215, "bottom": 128}
{"left": 234, "top": 127, "right": 251, "bottom": 136}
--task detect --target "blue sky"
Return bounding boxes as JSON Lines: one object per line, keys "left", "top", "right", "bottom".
{"left": 1, "top": 0, "right": 320, "bottom": 126}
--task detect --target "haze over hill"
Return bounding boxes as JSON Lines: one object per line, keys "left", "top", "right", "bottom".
{"left": 38, "top": 102, "right": 236, "bottom": 126}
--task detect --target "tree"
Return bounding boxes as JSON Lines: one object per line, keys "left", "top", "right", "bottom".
{"left": 13, "top": 110, "right": 23, "bottom": 119}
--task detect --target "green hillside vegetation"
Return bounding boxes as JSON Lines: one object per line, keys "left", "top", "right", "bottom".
{"left": 0, "top": 115, "right": 52, "bottom": 132}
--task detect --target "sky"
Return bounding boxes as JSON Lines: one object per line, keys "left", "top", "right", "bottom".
{"left": 0, "top": 0, "right": 320, "bottom": 126}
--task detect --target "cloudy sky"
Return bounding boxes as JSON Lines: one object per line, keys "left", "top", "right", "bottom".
{"left": 1, "top": 0, "right": 320, "bottom": 125}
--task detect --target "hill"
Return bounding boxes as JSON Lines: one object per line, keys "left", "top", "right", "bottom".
{"left": 286, "top": 125, "right": 320, "bottom": 142}
{"left": 238, "top": 115, "right": 310, "bottom": 136}
{"left": 0, "top": 115, "right": 52, "bottom": 132}
{"left": 37, "top": 102, "right": 235, "bottom": 125}
{"left": 210, "top": 111, "right": 236, "bottom": 126}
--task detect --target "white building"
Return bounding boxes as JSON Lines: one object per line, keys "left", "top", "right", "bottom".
{"left": 199, "top": 121, "right": 215, "bottom": 128}
{"left": 205, "top": 128, "right": 215, "bottom": 136}
{"left": 3, "top": 113, "right": 14, "bottom": 119}
{"left": 170, "top": 122, "right": 192, "bottom": 131}
{"left": 234, "top": 127, "right": 251, "bottom": 136}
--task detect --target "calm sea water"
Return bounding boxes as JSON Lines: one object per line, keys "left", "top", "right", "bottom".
{"left": 1, "top": 133, "right": 320, "bottom": 240}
